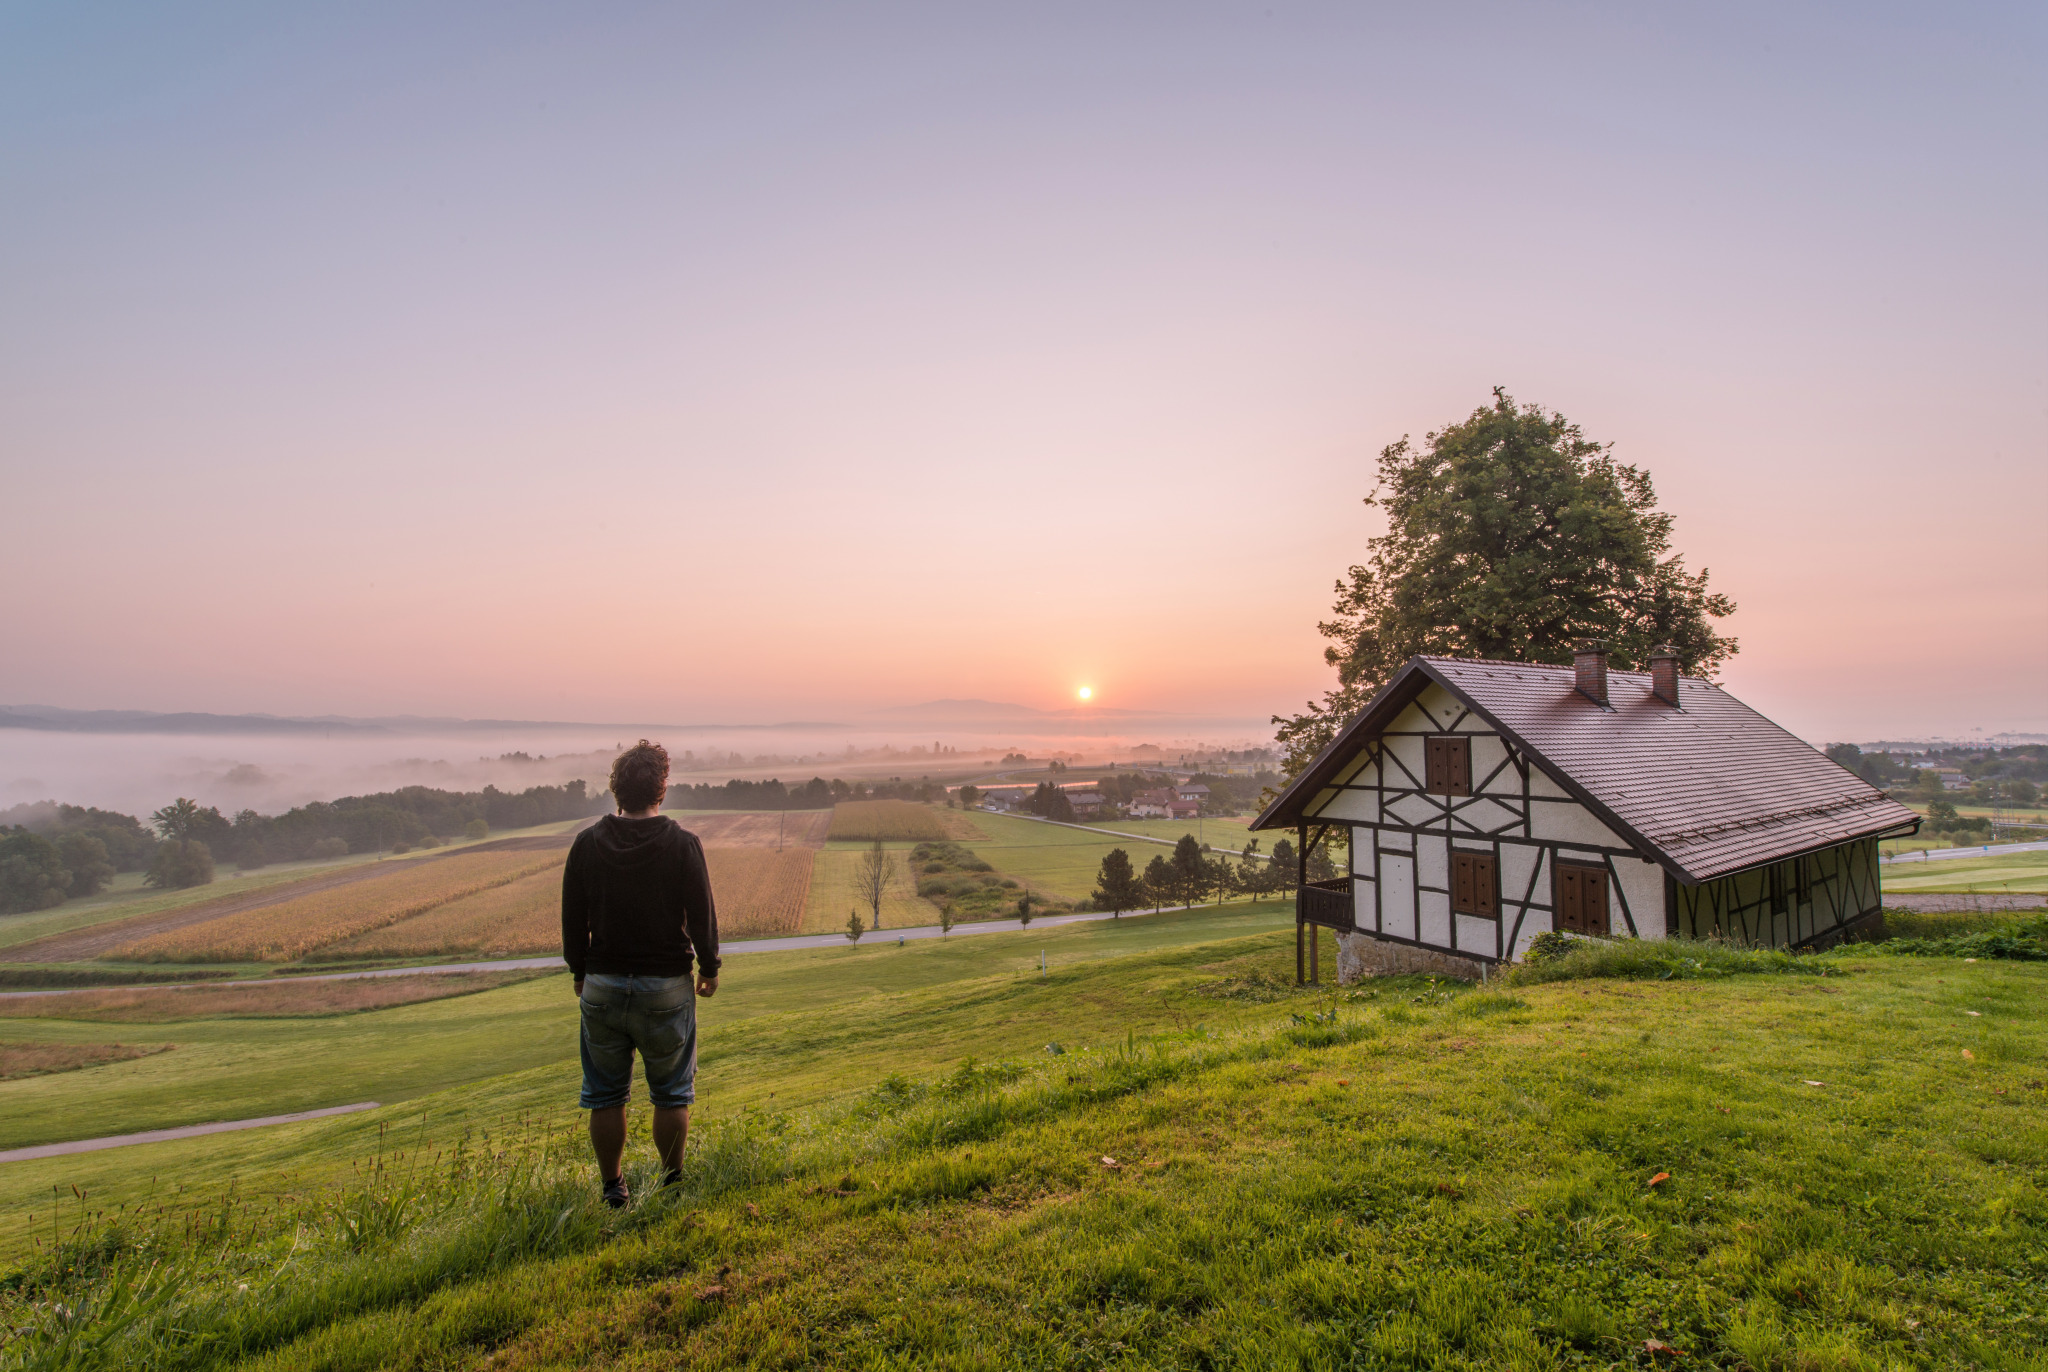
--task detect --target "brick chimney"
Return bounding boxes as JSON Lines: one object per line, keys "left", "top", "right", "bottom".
{"left": 1649, "top": 645, "right": 1681, "bottom": 706}
{"left": 1573, "top": 640, "right": 1609, "bottom": 706}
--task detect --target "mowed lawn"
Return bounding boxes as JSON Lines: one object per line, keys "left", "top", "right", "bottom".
{"left": 1881, "top": 848, "right": 2048, "bottom": 895}
{"left": 7, "top": 932, "right": 2042, "bottom": 1369}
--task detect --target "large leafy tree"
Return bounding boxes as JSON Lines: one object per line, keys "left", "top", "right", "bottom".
{"left": 1275, "top": 389, "right": 1736, "bottom": 776}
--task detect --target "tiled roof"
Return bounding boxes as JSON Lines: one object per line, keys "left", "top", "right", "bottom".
{"left": 1254, "top": 656, "right": 1920, "bottom": 884}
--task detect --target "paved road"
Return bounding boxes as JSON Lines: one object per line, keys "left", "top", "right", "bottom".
{"left": 0, "top": 1102, "right": 381, "bottom": 1164}
{"left": 1880, "top": 839, "right": 2048, "bottom": 864}
{"left": 0, "top": 903, "right": 1238, "bottom": 1000}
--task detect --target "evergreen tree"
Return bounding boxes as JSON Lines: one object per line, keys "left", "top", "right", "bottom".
{"left": 1142, "top": 854, "right": 1172, "bottom": 911}
{"left": 1092, "top": 848, "right": 1142, "bottom": 917}
{"left": 1268, "top": 838, "right": 1298, "bottom": 895}
{"left": 1169, "top": 835, "right": 1206, "bottom": 907}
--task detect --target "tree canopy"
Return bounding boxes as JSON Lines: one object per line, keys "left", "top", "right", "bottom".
{"left": 1275, "top": 389, "right": 1736, "bottom": 775}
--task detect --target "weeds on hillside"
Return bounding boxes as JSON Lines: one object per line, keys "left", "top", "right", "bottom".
{"left": 1868, "top": 913, "right": 2048, "bottom": 962}
{"left": 1504, "top": 933, "right": 1840, "bottom": 985}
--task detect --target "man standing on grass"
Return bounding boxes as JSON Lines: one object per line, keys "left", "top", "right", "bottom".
{"left": 562, "top": 740, "right": 719, "bottom": 1208}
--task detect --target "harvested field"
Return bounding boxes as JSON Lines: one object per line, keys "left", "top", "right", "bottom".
{"left": 335, "top": 845, "right": 816, "bottom": 955}
{"left": 705, "top": 848, "right": 815, "bottom": 938}
{"left": 826, "top": 800, "right": 947, "bottom": 842}
{"left": 111, "top": 851, "right": 564, "bottom": 963}
{"left": 0, "top": 832, "right": 577, "bottom": 965}
{"left": 324, "top": 868, "right": 560, "bottom": 959}
{"left": 0, "top": 972, "right": 545, "bottom": 1023}
{"left": 675, "top": 811, "right": 833, "bottom": 848}
{"left": 0, "top": 1041, "right": 173, "bottom": 1080}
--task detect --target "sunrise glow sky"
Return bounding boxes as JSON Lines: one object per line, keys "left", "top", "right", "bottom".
{"left": 4, "top": 2, "right": 2044, "bottom": 748}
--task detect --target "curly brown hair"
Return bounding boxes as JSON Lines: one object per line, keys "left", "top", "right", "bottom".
{"left": 609, "top": 740, "right": 670, "bottom": 813}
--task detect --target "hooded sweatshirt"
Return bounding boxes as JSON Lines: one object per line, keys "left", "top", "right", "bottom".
{"left": 561, "top": 815, "right": 720, "bottom": 981}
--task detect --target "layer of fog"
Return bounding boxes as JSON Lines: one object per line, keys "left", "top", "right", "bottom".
{"left": 1, "top": 715, "right": 1276, "bottom": 820}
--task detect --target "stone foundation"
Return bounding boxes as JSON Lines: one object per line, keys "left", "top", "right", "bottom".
{"left": 1336, "top": 932, "right": 1489, "bottom": 983}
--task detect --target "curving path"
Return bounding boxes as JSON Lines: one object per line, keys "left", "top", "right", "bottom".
{"left": 0, "top": 1102, "right": 381, "bottom": 1164}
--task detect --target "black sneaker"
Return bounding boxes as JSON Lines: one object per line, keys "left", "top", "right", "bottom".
{"left": 601, "top": 1176, "right": 630, "bottom": 1209}
{"left": 659, "top": 1168, "right": 682, "bottom": 1191}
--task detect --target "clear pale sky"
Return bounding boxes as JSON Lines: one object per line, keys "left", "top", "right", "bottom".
{"left": 4, "top": 2, "right": 2043, "bottom": 746}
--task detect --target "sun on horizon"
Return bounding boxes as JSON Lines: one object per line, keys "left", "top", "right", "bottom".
{"left": 1077, "top": 686, "right": 1093, "bottom": 701}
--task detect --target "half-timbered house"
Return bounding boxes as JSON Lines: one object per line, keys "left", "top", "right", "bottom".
{"left": 1251, "top": 644, "right": 1920, "bottom": 982}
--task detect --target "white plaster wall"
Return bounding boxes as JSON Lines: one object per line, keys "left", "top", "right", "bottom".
{"left": 1468, "top": 734, "right": 1514, "bottom": 786}
{"left": 1499, "top": 844, "right": 1541, "bottom": 905}
{"left": 1386, "top": 792, "right": 1439, "bottom": 827}
{"left": 1380, "top": 852, "right": 1416, "bottom": 940}
{"left": 1529, "top": 798, "right": 1629, "bottom": 849}
{"left": 1455, "top": 798, "right": 1518, "bottom": 833}
{"left": 1455, "top": 915, "right": 1497, "bottom": 956}
{"left": 1418, "top": 889, "right": 1451, "bottom": 946}
{"left": 1529, "top": 769, "right": 1573, "bottom": 799}
{"left": 1417, "top": 833, "right": 1448, "bottom": 891}
{"left": 1316, "top": 789, "right": 1381, "bottom": 823}
{"left": 1379, "top": 829, "right": 1413, "bottom": 853}
{"left": 1613, "top": 859, "right": 1666, "bottom": 939}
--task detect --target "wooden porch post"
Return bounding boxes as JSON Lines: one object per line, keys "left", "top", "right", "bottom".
{"left": 1295, "top": 918, "right": 1305, "bottom": 986}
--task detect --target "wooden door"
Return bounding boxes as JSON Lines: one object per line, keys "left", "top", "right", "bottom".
{"left": 1554, "top": 862, "right": 1609, "bottom": 935}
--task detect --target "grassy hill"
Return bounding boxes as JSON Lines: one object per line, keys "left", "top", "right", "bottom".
{"left": 2, "top": 914, "right": 2044, "bottom": 1368}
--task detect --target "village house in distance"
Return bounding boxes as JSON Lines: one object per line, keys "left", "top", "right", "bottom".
{"left": 1253, "top": 645, "right": 1920, "bottom": 981}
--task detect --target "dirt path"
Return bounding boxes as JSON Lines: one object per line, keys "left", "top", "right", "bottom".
{"left": 0, "top": 834, "right": 577, "bottom": 965}
{"left": 0, "top": 1102, "right": 381, "bottom": 1164}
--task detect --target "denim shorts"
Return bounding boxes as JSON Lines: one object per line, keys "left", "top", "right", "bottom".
{"left": 577, "top": 973, "right": 698, "bottom": 1110}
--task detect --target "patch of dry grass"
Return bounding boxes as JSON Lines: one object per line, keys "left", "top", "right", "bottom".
{"left": 0, "top": 1040, "right": 172, "bottom": 1080}
{"left": 325, "top": 869, "right": 561, "bottom": 959}
{"left": 704, "top": 848, "right": 816, "bottom": 938}
{"left": 111, "top": 852, "right": 562, "bottom": 963}
{"left": 826, "top": 801, "right": 947, "bottom": 842}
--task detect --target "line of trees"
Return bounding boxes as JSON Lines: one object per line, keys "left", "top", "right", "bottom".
{"left": 0, "top": 779, "right": 611, "bottom": 911}
{"left": 1090, "top": 835, "right": 1338, "bottom": 915}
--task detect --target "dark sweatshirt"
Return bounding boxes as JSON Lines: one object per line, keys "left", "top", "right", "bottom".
{"left": 561, "top": 815, "right": 720, "bottom": 981}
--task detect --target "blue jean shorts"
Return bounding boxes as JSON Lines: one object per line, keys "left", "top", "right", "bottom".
{"left": 578, "top": 973, "right": 698, "bottom": 1110}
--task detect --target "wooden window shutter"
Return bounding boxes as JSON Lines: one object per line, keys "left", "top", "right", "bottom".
{"left": 1426, "top": 738, "right": 1448, "bottom": 794}
{"left": 1555, "top": 862, "right": 1606, "bottom": 934}
{"left": 1454, "top": 852, "right": 1497, "bottom": 917}
{"left": 1448, "top": 738, "right": 1471, "bottom": 795}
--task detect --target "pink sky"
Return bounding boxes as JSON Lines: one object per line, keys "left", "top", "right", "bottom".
{"left": 3, "top": 4, "right": 2044, "bottom": 749}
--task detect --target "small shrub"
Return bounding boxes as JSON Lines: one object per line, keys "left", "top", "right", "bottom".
{"left": 463, "top": 819, "right": 489, "bottom": 841}
{"left": 1869, "top": 914, "right": 2048, "bottom": 962}
{"left": 310, "top": 837, "right": 350, "bottom": 860}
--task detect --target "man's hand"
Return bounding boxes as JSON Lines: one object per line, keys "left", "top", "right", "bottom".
{"left": 696, "top": 975, "right": 718, "bottom": 998}
{"left": 574, "top": 978, "right": 584, "bottom": 999}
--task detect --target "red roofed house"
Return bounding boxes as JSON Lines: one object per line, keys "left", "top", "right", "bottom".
{"left": 1253, "top": 644, "right": 1920, "bottom": 983}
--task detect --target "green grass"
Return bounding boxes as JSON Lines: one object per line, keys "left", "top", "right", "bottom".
{"left": 1880, "top": 849, "right": 2048, "bottom": 895}
{"left": 4, "top": 928, "right": 2044, "bottom": 1370}
{"left": 0, "top": 904, "right": 1297, "bottom": 1245}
